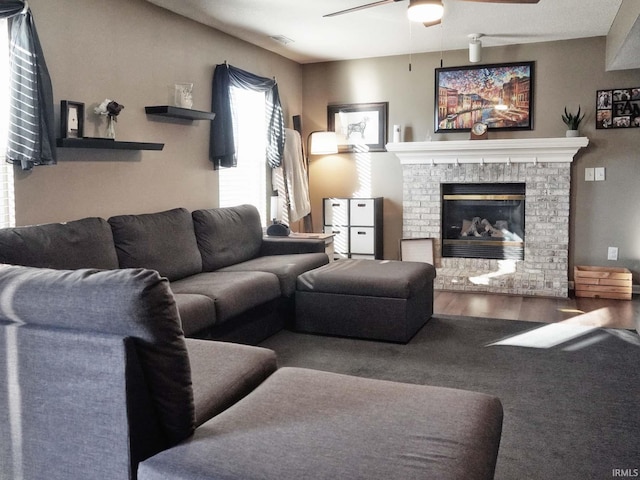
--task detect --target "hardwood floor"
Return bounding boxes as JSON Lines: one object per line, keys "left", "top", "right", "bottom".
{"left": 434, "top": 290, "right": 639, "bottom": 329}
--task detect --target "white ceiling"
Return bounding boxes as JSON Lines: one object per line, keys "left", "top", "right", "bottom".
{"left": 146, "top": 0, "right": 625, "bottom": 64}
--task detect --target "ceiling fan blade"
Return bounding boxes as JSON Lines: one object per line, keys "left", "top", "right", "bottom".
{"left": 324, "top": 0, "right": 404, "bottom": 18}
{"left": 461, "top": 0, "right": 540, "bottom": 3}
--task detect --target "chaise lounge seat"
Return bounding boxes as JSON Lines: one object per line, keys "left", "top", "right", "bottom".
{"left": 140, "top": 367, "right": 503, "bottom": 480}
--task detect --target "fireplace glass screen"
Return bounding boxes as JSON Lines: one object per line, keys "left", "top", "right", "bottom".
{"left": 441, "top": 183, "right": 525, "bottom": 260}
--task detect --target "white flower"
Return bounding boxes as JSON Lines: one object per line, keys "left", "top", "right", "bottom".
{"left": 94, "top": 99, "right": 124, "bottom": 119}
{"left": 94, "top": 99, "right": 112, "bottom": 116}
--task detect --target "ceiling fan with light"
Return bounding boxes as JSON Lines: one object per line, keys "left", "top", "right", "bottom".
{"left": 324, "top": 0, "right": 540, "bottom": 27}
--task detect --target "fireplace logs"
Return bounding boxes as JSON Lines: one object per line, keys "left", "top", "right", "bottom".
{"left": 442, "top": 183, "right": 525, "bottom": 260}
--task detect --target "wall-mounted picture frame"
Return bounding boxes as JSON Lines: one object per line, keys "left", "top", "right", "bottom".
{"left": 596, "top": 88, "right": 640, "bottom": 129}
{"left": 435, "top": 61, "right": 534, "bottom": 133}
{"left": 60, "top": 100, "right": 84, "bottom": 139}
{"left": 327, "top": 102, "right": 388, "bottom": 153}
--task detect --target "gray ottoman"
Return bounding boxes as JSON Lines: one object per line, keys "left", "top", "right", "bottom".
{"left": 295, "top": 259, "right": 436, "bottom": 343}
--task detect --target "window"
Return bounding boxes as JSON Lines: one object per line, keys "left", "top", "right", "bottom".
{"left": 218, "top": 86, "right": 268, "bottom": 226}
{"left": 0, "top": 18, "right": 15, "bottom": 228}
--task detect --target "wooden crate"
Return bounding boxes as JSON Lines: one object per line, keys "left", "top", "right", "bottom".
{"left": 574, "top": 266, "right": 632, "bottom": 300}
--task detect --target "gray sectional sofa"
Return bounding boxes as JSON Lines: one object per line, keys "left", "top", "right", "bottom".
{"left": 0, "top": 263, "right": 504, "bottom": 480}
{"left": 0, "top": 204, "right": 329, "bottom": 344}
{"left": 0, "top": 204, "right": 503, "bottom": 479}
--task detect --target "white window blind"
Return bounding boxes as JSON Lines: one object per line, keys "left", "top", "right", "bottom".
{"left": 0, "top": 18, "right": 15, "bottom": 228}
{"left": 218, "top": 87, "right": 268, "bottom": 226}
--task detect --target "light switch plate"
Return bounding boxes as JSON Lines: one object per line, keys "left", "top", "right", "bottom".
{"left": 585, "top": 168, "right": 594, "bottom": 182}
{"left": 595, "top": 167, "right": 605, "bottom": 181}
{"left": 607, "top": 246, "right": 618, "bottom": 261}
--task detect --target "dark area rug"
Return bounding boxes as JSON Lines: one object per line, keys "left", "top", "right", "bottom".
{"left": 260, "top": 316, "right": 640, "bottom": 480}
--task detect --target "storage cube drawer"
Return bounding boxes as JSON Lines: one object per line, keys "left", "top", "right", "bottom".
{"left": 349, "top": 199, "right": 375, "bottom": 226}
{"left": 324, "top": 226, "right": 349, "bottom": 255}
{"left": 323, "top": 198, "right": 349, "bottom": 226}
{"left": 350, "top": 227, "right": 375, "bottom": 254}
{"left": 574, "top": 266, "right": 632, "bottom": 300}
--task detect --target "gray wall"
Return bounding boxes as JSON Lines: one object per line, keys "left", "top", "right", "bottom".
{"left": 302, "top": 37, "right": 640, "bottom": 283}
{"left": 12, "top": 3, "right": 640, "bottom": 284}
{"left": 19, "top": 0, "right": 302, "bottom": 225}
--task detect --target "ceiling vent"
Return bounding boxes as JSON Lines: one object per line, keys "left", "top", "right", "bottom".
{"left": 270, "top": 35, "right": 294, "bottom": 45}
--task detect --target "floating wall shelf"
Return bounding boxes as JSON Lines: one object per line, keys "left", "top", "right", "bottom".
{"left": 145, "top": 105, "right": 216, "bottom": 121}
{"left": 56, "top": 138, "right": 164, "bottom": 151}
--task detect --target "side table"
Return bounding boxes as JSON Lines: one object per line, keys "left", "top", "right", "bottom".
{"left": 289, "top": 232, "right": 335, "bottom": 261}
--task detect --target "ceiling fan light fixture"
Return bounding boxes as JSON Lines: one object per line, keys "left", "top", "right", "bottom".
{"left": 407, "top": 0, "right": 444, "bottom": 23}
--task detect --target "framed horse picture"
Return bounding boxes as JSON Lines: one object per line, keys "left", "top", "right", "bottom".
{"left": 327, "top": 102, "right": 388, "bottom": 153}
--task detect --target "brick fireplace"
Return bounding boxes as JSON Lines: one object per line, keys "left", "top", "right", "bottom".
{"left": 387, "top": 138, "right": 588, "bottom": 298}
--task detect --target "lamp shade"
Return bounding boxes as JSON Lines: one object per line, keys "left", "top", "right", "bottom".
{"left": 407, "top": 0, "right": 444, "bottom": 23}
{"left": 309, "top": 131, "right": 338, "bottom": 155}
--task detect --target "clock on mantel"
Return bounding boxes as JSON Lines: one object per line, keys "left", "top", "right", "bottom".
{"left": 470, "top": 122, "right": 488, "bottom": 140}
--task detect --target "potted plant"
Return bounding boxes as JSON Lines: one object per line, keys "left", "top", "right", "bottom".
{"left": 562, "top": 106, "right": 585, "bottom": 137}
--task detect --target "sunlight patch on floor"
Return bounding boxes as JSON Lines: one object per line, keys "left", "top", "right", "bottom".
{"left": 486, "top": 307, "right": 638, "bottom": 350}
{"left": 469, "top": 260, "right": 517, "bottom": 286}
{"left": 487, "top": 322, "right": 598, "bottom": 349}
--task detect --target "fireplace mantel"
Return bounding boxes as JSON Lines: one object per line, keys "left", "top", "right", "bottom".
{"left": 387, "top": 137, "right": 589, "bottom": 165}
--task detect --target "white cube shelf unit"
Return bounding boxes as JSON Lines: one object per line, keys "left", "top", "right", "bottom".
{"left": 323, "top": 197, "right": 383, "bottom": 260}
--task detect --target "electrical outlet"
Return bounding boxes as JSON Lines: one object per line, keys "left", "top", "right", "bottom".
{"left": 595, "top": 167, "right": 605, "bottom": 181}
{"left": 607, "top": 246, "right": 618, "bottom": 261}
{"left": 585, "top": 168, "right": 594, "bottom": 181}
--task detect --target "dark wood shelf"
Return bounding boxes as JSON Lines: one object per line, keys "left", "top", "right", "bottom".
{"left": 56, "top": 138, "right": 164, "bottom": 151}
{"left": 145, "top": 105, "right": 216, "bottom": 121}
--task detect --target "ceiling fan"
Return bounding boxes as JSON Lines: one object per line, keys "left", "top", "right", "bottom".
{"left": 324, "top": 0, "right": 540, "bottom": 27}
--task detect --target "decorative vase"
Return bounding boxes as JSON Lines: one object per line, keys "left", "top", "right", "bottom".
{"left": 107, "top": 116, "right": 116, "bottom": 139}
{"left": 566, "top": 129, "right": 579, "bottom": 137}
{"left": 174, "top": 83, "right": 193, "bottom": 109}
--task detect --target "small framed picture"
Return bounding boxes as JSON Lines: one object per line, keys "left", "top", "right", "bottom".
{"left": 60, "top": 100, "right": 84, "bottom": 138}
{"left": 327, "top": 102, "right": 388, "bottom": 153}
{"left": 595, "top": 88, "right": 640, "bottom": 129}
{"left": 399, "top": 238, "right": 434, "bottom": 265}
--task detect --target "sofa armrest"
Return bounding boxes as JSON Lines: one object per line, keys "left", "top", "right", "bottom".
{"left": 260, "top": 237, "right": 325, "bottom": 256}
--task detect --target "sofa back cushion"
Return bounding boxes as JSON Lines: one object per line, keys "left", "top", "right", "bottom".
{"left": 192, "top": 205, "right": 263, "bottom": 271}
{"left": 0, "top": 217, "right": 119, "bottom": 270}
{"left": 108, "top": 208, "right": 202, "bottom": 281}
{"left": 0, "top": 264, "right": 196, "bottom": 446}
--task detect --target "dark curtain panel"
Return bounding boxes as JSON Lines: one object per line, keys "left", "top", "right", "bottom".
{"left": 209, "top": 63, "right": 285, "bottom": 170}
{"left": 1, "top": 1, "right": 56, "bottom": 171}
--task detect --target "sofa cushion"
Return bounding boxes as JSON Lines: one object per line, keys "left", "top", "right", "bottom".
{"left": 0, "top": 217, "right": 119, "bottom": 270}
{"left": 219, "top": 253, "right": 329, "bottom": 297}
{"left": 185, "top": 338, "right": 277, "bottom": 426}
{"left": 173, "top": 293, "right": 217, "bottom": 336}
{"left": 297, "top": 259, "right": 436, "bottom": 298}
{"left": 138, "top": 367, "right": 503, "bottom": 480}
{"left": 0, "top": 325, "right": 146, "bottom": 479}
{"left": 0, "top": 264, "right": 196, "bottom": 446}
{"left": 108, "top": 208, "right": 202, "bottom": 281}
{"left": 192, "top": 205, "right": 263, "bottom": 271}
{"left": 170, "top": 271, "right": 281, "bottom": 324}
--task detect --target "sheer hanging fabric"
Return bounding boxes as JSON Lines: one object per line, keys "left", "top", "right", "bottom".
{"left": 1, "top": 1, "right": 56, "bottom": 171}
{"left": 209, "top": 63, "right": 285, "bottom": 169}
{"left": 272, "top": 128, "right": 311, "bottom": 223}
